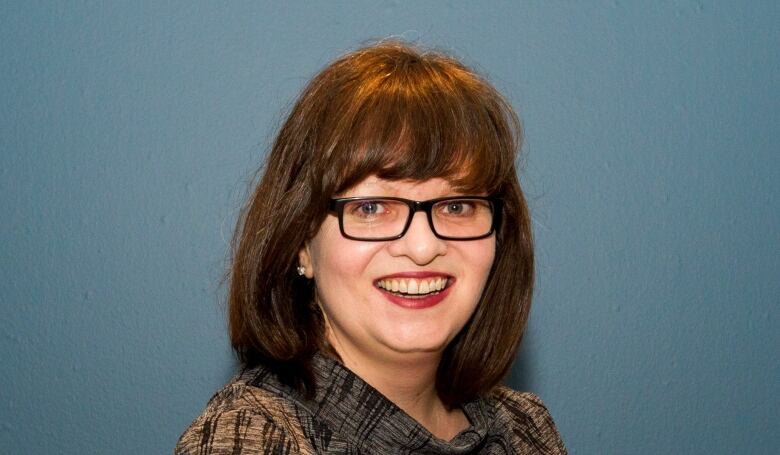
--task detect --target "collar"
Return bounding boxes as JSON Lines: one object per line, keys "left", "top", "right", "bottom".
{"left": 265, "top": 353, "right": 497, "bottom": 453}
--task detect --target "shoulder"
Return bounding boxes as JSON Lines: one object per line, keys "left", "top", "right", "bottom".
{"left": 175, "top": 371, "right": 314, "bottom": 455}
{"left": 488, "top": 386, "right": 568, "bottom": 455}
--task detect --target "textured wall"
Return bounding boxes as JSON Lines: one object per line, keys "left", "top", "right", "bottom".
{"left": 1, "top": 2, "right": 778, "bottom": 454}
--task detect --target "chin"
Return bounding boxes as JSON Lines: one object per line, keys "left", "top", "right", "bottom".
{"left": 384, "top": 336, "right": 451, "bottom": 357}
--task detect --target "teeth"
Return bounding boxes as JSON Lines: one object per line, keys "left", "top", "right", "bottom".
{"left": 376, "top": 277, "right": 449, "bottom": 295}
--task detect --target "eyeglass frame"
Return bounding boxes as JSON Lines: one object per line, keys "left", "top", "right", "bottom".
{"left": 328, "top": 196, "right": 503, "bottom": 241}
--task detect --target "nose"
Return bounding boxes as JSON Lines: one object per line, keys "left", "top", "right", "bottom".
{"left": 387, "top": 211, "right": 447, "bottom": 264}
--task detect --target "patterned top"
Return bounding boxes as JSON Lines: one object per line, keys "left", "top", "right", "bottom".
{"left": 175, "top": 354, "right": 566, "bottom": 454}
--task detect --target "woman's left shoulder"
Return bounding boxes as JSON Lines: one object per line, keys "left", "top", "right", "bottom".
{"left": 486, "top": 387, "right": 568, "bottom": 454}
{"left": 490, "top": 387, "right": 555, "bottom": 418}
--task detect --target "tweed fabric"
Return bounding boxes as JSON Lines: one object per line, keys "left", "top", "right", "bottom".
{"left": 175, "top": 354, "right": 566, "bottom": 454}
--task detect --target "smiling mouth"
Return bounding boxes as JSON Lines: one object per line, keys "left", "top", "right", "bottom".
{"left": 375, "top": 277, "right": 451, "bottom": 299}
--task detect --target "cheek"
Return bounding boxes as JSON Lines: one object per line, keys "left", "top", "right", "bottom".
{"left": 309, "top": 222, "right": 382, "bottom": 292}
{"left": 468, "top": 238, "right": 496, "bottom": 280}
{"left": 461, "top": 239, "right": 496, "bottom": 306}
{"left": 316, "top": 243, "right": 374, "bottom": 278}
{"left": 455, "top": 240, "right": 496, "bottom": 329}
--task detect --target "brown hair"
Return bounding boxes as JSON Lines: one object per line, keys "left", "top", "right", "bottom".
{"left": 228, "top": 41, "right": 534, "bottom": 407}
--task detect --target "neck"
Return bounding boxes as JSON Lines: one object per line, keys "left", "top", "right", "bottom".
{"left": 328, "top": 340, "right": 468, "bottom": 440}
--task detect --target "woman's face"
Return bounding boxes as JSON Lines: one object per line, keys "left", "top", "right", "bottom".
{"left": 299, "top": 176, "right": 496, "bottom": 364}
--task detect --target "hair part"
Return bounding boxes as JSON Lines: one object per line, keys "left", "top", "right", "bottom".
{"left": 228, "top": 40, "right": 534, "bottom": 407}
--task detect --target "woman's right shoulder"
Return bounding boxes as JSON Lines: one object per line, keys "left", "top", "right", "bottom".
{"left": 174, "top": 374, "right": 314, "bottom": 455}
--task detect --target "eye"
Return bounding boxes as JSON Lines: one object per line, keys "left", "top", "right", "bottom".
{"left": 347, "top": 200, "right": 389, "bottom": 218}
{"left": 358, "top": 201, "right": 380, "bottom": 215}
{"left": 441, "top": 200, "right": 475, "bottom": 216}
{"left": 447, "top": 202, "right": 464, "bottom": 214}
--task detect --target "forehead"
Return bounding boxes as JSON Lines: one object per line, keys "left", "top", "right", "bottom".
{"left": 339, "top": 176, "right": 458, "bottom": 198}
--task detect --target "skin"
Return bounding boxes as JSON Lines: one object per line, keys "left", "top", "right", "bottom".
{"left": 298, "top": 176, "right": 496, "bottom": 440}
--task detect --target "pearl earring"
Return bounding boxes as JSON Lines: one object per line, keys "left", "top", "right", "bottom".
{"left": 296, "top": 265, "right": 306, "bottom": 276}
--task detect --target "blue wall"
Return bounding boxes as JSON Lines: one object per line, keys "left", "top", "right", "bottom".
{"left": 1, "top": 2, "right": 778, "bottom": 453}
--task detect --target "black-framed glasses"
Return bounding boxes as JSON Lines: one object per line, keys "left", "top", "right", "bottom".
{"left": 329, "top": 196, "right": 502, "bottom": 241}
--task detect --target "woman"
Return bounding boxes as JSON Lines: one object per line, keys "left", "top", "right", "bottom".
{"left": 176, "top": 41, "right": 566, "bottom": 454}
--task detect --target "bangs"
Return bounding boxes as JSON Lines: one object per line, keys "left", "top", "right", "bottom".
{"left": 313, "top": 52, "right": 521, "bottom": 197}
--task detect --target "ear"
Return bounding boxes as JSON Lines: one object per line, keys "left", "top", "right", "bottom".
{"left": 297, "top": 243, "right": 315, "bottom": 279}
